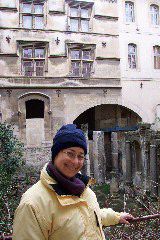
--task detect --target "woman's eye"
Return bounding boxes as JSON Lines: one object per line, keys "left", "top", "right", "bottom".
{"left": 78, "top": 156, "right": 84, "bottom": 160}
{"left": 68, "top": 152, "right": 74, "bottom": 158}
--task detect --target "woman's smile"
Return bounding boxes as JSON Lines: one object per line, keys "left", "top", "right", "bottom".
{"left": 54, "top": 147, "right": 84, "bottom": 178}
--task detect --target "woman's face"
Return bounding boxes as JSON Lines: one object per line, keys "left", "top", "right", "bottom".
{"left": 54, "top": 147, "right": 85, "bottom": 178}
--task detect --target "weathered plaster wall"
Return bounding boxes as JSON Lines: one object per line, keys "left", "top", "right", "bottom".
{"left": 0, "top": 88, "right": 123, "bottom": 143}
{"left": 0, "top": 30, "right": 120, "bottom": 78}
{"left": 0, "top": 0, "right": 120, "bottom": 78}
{"left": 119, "top": 0, "right": 160, "bottom": 125}
{"left": 0, "top": 0, "right": 17, "bottom": 8}
{"left": 64, "top": 88, "right": 123, "bottom": 123}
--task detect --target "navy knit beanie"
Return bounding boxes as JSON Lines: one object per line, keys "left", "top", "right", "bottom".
{"left": 51, "top": 124, "right": 87, "bottom": 160}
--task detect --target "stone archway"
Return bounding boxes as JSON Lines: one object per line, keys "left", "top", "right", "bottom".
{"left": 73, "top": 104, "right": 142, "bottom": 182}
{"left": 66, "top": 96, "right": 147, "bottom": 124}
{"left": 74, "top": 104, "right": 141, "bottom": 136}
{"left": 18, "top": 92, "right": 51, "bottom": 146}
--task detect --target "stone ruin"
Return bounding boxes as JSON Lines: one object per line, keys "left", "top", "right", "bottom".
{"left": 24, "top": 123, "right": 160, "bottom": 196}
{"left": 81, "top": 123, "right": 160, "bottom": 196}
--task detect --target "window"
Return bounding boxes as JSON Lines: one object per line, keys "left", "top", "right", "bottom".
{"left": 20, "top": 0, "right": 45, "bottom": 29}
{"left": 68, "top": 2, "right": 92, "bottom": 32}
{"left": 69, "top": 47, "right": 94, "bottom": 77}
{"left": 125, "top": 1, "right": 135, "bottom": 22}
{"left": 21, "top": 44, "right": 46, "bottom": 76}
{"left": 128, "top": 44, "right": 137, "bottom": 69}
{"left": 150, "top": 4, "right": 159, "bottom": 25}
{"left": 154, "top": 46, "right": 160, "bottom": 69}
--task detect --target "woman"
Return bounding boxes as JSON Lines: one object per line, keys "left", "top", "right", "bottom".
{"left": 13, "top": 124, "right": 134, "bottom": 240}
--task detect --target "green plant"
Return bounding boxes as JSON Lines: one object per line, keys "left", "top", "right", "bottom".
{"left": 0, "top": 122, "right": 24, "bottom": 236}
{"left": 0, "top": 123, "right": 24, "bottom": 172}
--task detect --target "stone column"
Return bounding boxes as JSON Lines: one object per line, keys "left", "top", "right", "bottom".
{"left": 141, "top": 139, "right": 147, "bottom": 191}
{"left": 150, "top": 144, "right": 158, "bottom": 195}
{"left": 121, "top": 139, "right": 126, "bottom": 177}
{"left": 125, "top": 141, "right": 132, "bottom": 183}
{"left": 93, "top": 131, "right": 106, "bottom": 184}
{"left": 154, "top": 105, "right": 160, "bottom": 131}
{"left": 85, "top": 133, "right": 90, "bottom": 177}
{"left": 110, "top": 171, "right": 119, "bottom": 195}
{"left": 81, "top": 124, "right": 90, "bottom": 176}
{"left": 93, "top": 131, "right": 99, "bottom": 182}
{"left": 89, "top": 140, "right": 94, "bottom": 177}
{"left": 111, "top": 132, "right": 119, "bottom": 172}
{"left": 110, "top": 132, "right": 119, "bottom": 195}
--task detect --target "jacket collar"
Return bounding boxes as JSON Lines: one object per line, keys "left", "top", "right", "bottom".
{"left": 40, "top": 164, "right": 91, "bottom": 206}
{"left": 49, "top": 172, "right": 90, "bottom": 196}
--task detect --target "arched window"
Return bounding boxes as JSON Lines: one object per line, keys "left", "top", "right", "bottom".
{"left": 150, "top": 4, "right": 159, "bottom": 25}
{"left": 153, "top": 46, "right": 160, "bottom": 69}
{"left": 128, "top": 44, "right": 137, "bottom": 69}
{"left": 25, "top": 99, "right": 44, "bottom": 119}
{"left": 125, "top": 1, "right": 135, "bottom": 22}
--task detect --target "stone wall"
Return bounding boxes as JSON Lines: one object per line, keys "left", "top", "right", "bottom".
{"left": 24, "top": 146, "right": 52, "bottom": 170}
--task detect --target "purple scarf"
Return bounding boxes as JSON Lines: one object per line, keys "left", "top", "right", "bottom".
{"left": 46, "top": 162, "right": 85, "bottom": 196}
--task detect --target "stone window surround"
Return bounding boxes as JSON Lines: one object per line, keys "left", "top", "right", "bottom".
{"left": 128, "top": 43, "right": 137, "bottom": 69}
{"left": 19, "top": 41, "right": 49, "bottom": 77}
{"left": 66, "top": 0, "right": 94, "bottom": 32}
{"left": 19, "top": 0, "right": 46, "bottom": 29}
{"left": 150, "top": 3, "right": 159, "bottom": 25}
{"left": 67, "top": 43, "right": 96, "bottom": 78}
{"left": 125, "top": 1, "right": 135, "bottom": 23}
{"left": 153, "top": 45, "right": 160, "bottom": 69}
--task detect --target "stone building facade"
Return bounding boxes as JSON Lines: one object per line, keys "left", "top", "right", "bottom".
{"left": 0, "top": 0, "right": 121, "bottom": 144}
{"left": 0, "top": 0, "right": 159, "bottom": 194}
{"left": 119, "top": 0, "right": 160, "bottom": 128}
{"left": 118, "top": 0, "right": 160, "bottom": 194}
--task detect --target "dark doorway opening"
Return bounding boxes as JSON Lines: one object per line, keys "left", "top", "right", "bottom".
{"left": 73, "top": 107, "right": 95, "bottom": 140}
{"left": 26, "top": 99, "right": 44, "bottom": 119}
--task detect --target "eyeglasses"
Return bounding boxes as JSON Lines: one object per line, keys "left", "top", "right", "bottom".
{"left": 62, "top": 151, "right": 86, "bottom": 161}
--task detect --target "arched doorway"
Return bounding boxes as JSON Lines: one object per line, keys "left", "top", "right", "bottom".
{"left": 18, "top": 92, "right": 51, "bottom": 146}
{"left": 74, "top": 104, "right": 141, "bottom": 179}
{"left": 26, "top": 99, "right": 45, "bottom": 146}
{"left": 74, "top": 104, "right": 140, "bottom": 132}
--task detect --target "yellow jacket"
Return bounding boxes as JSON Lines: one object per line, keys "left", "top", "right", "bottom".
{"left": 13, "top": 165, "right": 120, "bottom": 240}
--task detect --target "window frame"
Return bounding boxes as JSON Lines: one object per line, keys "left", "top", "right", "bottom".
{"left": 128, "top": 43, "right": 137, "bottom": 69}
{"left": 150, "top": 4, "right": 159, "bottom": 26}
{"left": 20, "top": 43, "right": 47, "bottom": 77}
{"left": 68, "top": 45, "right": 95, "bottom": 78}
{"left": 20, "top": 0, "right": 45, "bottom": 29}
{"left": 125, "top": 1, "right": 135, "bottom": 23}
{"left": 67, "top": 2, "right": 93, "bottom": 32}
{"left": 153, "top": 45, "right": 160, "bottom": 69}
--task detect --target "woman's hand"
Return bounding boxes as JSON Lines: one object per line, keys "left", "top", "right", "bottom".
{"left": 119, "top": 212, "right": 135, "bottom": 224}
